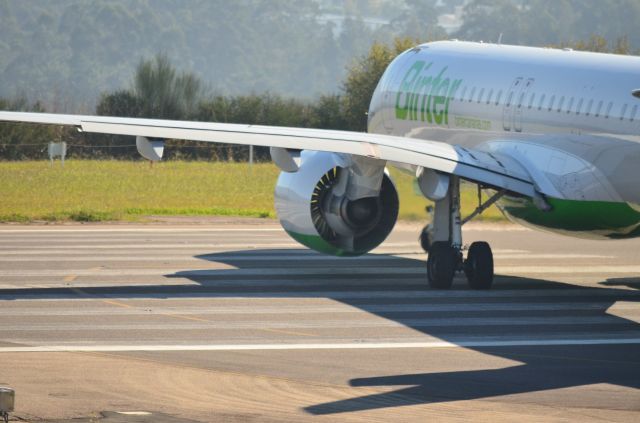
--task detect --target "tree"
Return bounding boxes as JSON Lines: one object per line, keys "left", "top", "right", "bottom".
{"left": 0, "top": 97, "right": 66, "bottom": 160}
{"left": 96, "top": 90, "right": 141, "bottom": 117}
{"left": 455, "top": 0, "right": 640, "bottom": 48}
{"left": 133, "top": 54, "right": 203, "bottom": 120}
{"left": 311, "top": 94, "right": 348, "bottom": 131}
{"left": 390, "top": 0, "right": 446, "bottom": 41}
{"left": 3, "top": 0, "right": 640, "bottom": 112}
{"left": 455, "top": 0, "right": 526, "bottom": 44}
{"left": 341, "top": 37, "right": 417, "bottom": 132}
{"left": 194, "top": 92, "right": 316, "bottom": 161}
{"left": 569, "top": 35, "right": 632, "bottom": 55}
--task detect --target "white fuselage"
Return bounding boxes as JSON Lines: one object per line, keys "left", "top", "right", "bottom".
{"left": 368, "top": 41, "right": 640, "bottom": 206}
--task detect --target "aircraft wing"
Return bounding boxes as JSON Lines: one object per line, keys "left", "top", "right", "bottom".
{"left": 0, "top": 111, "right": 536, "bottom": 197}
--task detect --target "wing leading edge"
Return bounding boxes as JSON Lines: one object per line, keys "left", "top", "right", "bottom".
{"left": 0, "top": 111, "right": 536, "bottom": 197}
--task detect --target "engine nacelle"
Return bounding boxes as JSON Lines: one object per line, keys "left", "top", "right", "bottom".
{"left": 275, "top": 151, "right": 399, "bottom": 256}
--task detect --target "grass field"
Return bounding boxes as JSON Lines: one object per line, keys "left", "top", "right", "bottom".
{"left": 0, "top": 160, "right": 504, "bottom": 222}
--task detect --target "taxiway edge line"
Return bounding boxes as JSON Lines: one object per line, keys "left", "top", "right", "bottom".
{"left": 2, "top": 338, "right": 640, "bottom": 352}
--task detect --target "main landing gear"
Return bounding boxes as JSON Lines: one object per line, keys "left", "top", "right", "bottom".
{"left": 419, "top": 175, "right": 505, "bottom": 290}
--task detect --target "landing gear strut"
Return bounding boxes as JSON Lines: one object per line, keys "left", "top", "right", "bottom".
{"left": 421, "top": 177, "right": 504, "bottom": 290}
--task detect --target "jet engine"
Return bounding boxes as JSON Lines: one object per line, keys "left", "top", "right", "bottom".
{"left": 274, "top": 150, "right": 399, "bottom": 256}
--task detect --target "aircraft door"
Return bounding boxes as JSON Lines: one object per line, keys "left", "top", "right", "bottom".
{"left": 514, "top": 78, "right": 534, "bottom": 132}
{"left": 380, "top": 55, "right": 417, "bottom": 134}
{"left": 502, "top": 77, "right": 523, "bottom": 131}
{"left": 381, "top": 71, "right": 396, "bottom": 134}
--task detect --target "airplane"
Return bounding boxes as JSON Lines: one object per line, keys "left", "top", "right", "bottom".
{"left": 2, "top": 40, "right": 640, "bottom": 291}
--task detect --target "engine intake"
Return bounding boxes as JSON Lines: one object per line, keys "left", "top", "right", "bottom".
{"left": 275, "top": 151, "right": 399, "bottom": 256}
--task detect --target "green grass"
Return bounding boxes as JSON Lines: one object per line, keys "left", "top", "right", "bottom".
{"left": 0, "top": 160, "right": 504, "bottom": 223}
{"left": 389, "top": 168, "right": 505, "bottom": 222}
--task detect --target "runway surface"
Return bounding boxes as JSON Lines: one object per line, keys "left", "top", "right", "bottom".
{"left": 0, "top": 220, "right": 639, "bottom": 422}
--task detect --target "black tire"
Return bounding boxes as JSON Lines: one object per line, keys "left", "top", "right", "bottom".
{"left": 464, "top": 241, "right": 494, "bottom": 290}
{"left": 427, "top": 241, "right": 456, "bottom": 289}
{"left": 419, "top": 226, "right": 431, "bottom": 252}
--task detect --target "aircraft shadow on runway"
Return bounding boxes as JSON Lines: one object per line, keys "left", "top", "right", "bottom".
{"left": 1, "top": 248, "right": 639, "bottom": 414}
{"left": 181, "top": 249, "right": 640, "bottom": 415}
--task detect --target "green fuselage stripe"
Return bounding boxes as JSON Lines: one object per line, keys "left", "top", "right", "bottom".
{"left": 499, "top": 197, "right": 640, "bottom": 239}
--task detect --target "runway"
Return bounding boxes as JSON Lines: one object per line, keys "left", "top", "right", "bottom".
{"left": 0, "top": 220, "right": 639, "bottom": 422}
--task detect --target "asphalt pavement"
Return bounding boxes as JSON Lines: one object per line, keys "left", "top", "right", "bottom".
{"left": 0, "top": 220, "right": 638, "bottom": 422}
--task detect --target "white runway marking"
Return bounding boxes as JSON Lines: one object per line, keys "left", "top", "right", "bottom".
{"left": 115, "top": 412, "right": 152, "bottom": 416}
{"left": 0, "top": 241, "right": 429, "bottom": 251}
{"left": 0, "top": 225, "right": 529, "bottom": 233}
{"left": 1, "top": 338, "right": 639, "bottom": 352}
{"left": 0, "top": 253, "right": 612, "bottom": 262}
{"left": 0, "top": 243, "right": 302, "bottom": 250}
{"left": 0, "top": 267, "right": 426, "bottom": 277}
{"left": 0, "top": 227, "right": 284, "bottom": 233}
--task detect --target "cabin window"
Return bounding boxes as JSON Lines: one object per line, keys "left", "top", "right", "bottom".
{"left": 528, "top": 93, "right": 536, "bottom": 109}
{"left": 486, "top": 89, "right": 494, "bottom": 104}
{"left": 495, "top": 90, "right": 503, "bottom": 105}
{"left": 506, "top": 91, "right": 514, "bottom": 107}
{"left": 557, "top": 96, "right": 565, "bottom": 112}
{"left": 517, "top": 91, "right": 526, "bottom": 108}
{"left": 595, "top": 100, "right": 603, "bottom": 117}
{"left": 548, "top": 95, "right": 556, "bottom": 111}
{"left": 631, "top": 105, "right": 638, "bottom": 121}
{"left": 620, "top": 103, "right": 628, "bottom": 120}
{"left": 605, "top": 102, "right": 613, "bottom": 119}
{"left": 469, "top": 87, "right": 476, "bottom": 102}
{"left": 538, "top": 94, "right": 546, "bottom": 110}
{"left": 460, "top": 86, "right": 468, "bottom": 101}
{"left": 566, "top": 97, "right": 574, "bottom": 114}
{"left": 477, "top": 88, "right": 485, "bottom": 103}
{"left": 576, "top": 98, "right": 584, "bottom": 115}
{"left": 586, "top": 99, "right": 593, "bottom": 116}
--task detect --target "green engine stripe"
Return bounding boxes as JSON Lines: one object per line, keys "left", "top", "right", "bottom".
{"left": 284, "top": 230, "right": 364, "bottom": 257}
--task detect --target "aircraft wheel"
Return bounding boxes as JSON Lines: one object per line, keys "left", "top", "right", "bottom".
{"left": 419, "top": 225, "right": 432, "bottom": 252}
{"left": 427, "top": 241, "right": 456, "bottom": 289}
{"left": 464, "top": 241, "right": 494, "bottom": 290}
